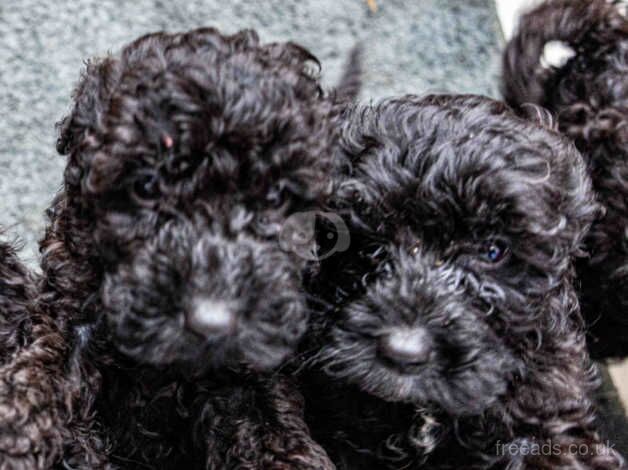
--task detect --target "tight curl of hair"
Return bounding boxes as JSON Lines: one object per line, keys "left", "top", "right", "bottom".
{"left": 0, "top": 233, "right": 108, "bottom": 470}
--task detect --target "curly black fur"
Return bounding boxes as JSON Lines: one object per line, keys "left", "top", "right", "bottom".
{"left": 0, "top": 236, "right": 34, "bottom": 362}
{"left": 102, "top": 220, "right": 310, "bottom": 370}
{"left": 56, "top": 28, "right": 337, "bottom": 371}
{"left": 3, "top": 28, "right": 346, "bottom": 469}
{"left": 0, "top": 233, "right": 107, "bottom": 470}
{"left": 301, "top": 94, "right": 624, "bottom": 468}
{"left": 502, "top": 0, "right": 628, "bottom": 359}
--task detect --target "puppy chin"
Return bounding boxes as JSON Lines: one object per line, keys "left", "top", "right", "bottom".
{"left": 114, "top": 328, "right": 291, "bottom": 374}
{"left": 193, "top": 337, "right": 292, "bottom": 373}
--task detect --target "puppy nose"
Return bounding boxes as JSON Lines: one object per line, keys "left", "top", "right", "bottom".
{"left": 379, "top": 327, "right": 432, "bottom": 366}
{"left": 186, "top": 298, "right": 236, "bottom": 337}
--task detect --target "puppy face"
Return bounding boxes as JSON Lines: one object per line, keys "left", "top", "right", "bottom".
{"left": 58, "top": 29, "right": 335, "bottom": 370}
{"left": 102, "top": 222, "right": 307, "bottom": 370}
{"left": 318, "top": 95, "right": 596, "bottom": 414}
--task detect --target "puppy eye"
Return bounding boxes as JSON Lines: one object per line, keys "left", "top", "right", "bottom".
{"left": 481, "top": 240, "right": 509, "bottom": 264}
{"left": 133, "top": 173, "right": 160, "bottom": 200}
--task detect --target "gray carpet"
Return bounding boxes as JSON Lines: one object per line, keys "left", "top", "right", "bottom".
{"left": 0, "top": 0, "right": 502, "bottom": 262}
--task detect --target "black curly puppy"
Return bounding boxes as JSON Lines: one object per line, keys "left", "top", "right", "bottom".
{"left": 5, "top": 28, "right": 349, "bottom": 469}
{"left": 57, "top": 31, "right": 337, "bottom": 372}
{"left": 502, "top": 0, "right": 628, "bottom": 359}
{"left": 301, "top": 94, "right": 624, "bottom": 469}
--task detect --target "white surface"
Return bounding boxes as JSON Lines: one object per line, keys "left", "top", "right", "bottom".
{"left": 495, "top": 0, "right": 543, "bottom": 40}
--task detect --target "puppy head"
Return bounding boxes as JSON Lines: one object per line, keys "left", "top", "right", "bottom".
{"left": 102, "top": 221, "right": 307, "bottom": 370}
{"left": 57, "top": 28, "right": 335, "bottom": 370}
{"left": 319, "top": 94, "right": 597, "bottom": 414}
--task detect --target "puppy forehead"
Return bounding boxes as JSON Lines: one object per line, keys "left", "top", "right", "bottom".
{"left": 344, "top": 95, "right": 587, "bottom": 242}
{"left": 88, "top": 69, "right": 331, "bottom": 212}
{"left": 350, "top": 95, "right": 564, "bottom": 177}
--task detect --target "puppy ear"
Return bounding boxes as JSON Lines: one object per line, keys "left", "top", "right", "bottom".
{"left": 56, "top": 57, "right": 115, "bottom": 156}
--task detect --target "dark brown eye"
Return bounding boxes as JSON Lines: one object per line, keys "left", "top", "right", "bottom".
{"left": 481, "top": 240, "right": 509, "bottom": 264}
{"left": 133, "top": 172, "right": 160, "bottom": 200}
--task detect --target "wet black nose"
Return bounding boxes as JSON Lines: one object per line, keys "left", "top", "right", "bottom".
{"left": 378, "top": 327, "right": 432, "bottom": 366}
{"left": 186, "top": 298, "right": 236, "bottom": 337}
